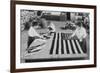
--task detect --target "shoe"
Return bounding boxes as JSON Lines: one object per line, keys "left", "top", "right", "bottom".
{"left": 27, "top": 42, "right": 46, "bottom": 53}
{"left": 28, "top": 49, "right": 41, "bottom": 53}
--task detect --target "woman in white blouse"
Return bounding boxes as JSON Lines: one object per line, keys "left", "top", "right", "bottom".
{"left": 69, "top": 21, "right": 88, "bottom": 53}
{"left": 26, "top": 21, "right": 46, "bottom": 53}
{"left": 69, "top": 22, "right": 87, "bottom": 42}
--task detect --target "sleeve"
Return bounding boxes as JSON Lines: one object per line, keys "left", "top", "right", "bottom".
{"left": 70, "top": 28, "right": 77, "bottom": 38}
{"left": 82, "top": 28, "right": 87, "bottom": 38}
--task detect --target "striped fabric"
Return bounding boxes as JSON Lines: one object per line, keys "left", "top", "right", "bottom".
{"left": 50, "top": 32, "right": 86, "bottom": 55}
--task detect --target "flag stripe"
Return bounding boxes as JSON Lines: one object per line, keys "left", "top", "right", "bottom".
{"left": 49, "top": 33, "right": 56, "bottom": 54}
{"left": 65, "top": 40, "right": 70, "bottom": 54}
{"left": 69, "top": 40, "right": 75, "bottom": 54}
{"left": 61, "top": 33, "right": 64, "bottom": 54}
{"left": 74, "top": 40, "right": 81, "bottom": 53}
{"left": 56, "top": 33, "right": 59, "bottom": 54}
